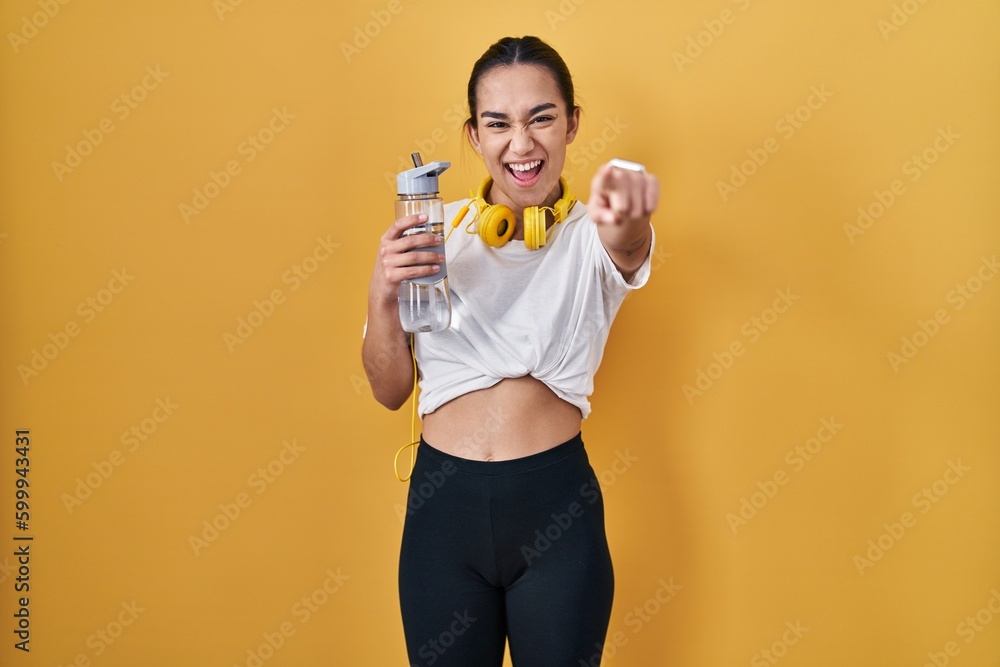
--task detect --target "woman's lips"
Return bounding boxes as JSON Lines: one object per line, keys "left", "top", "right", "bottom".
{"left": 505, "top": 159, "right": 544, "bottom": 187}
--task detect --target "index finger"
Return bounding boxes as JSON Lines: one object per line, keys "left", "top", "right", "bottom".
{"left": 385, "top": 213, "right": 429, "bottom": 240}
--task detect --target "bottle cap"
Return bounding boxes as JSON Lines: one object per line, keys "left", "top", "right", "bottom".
{"left": 397, "top": 159, "right": 451, "bottom": 195}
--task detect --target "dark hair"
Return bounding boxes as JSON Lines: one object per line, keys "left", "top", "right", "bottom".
{"left": 466, "top": 36, "right": 577, "bottom": 128}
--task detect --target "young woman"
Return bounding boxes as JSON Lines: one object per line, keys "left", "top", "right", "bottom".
{"left": 363, "top": 35, "right": 658, "bottom": 666}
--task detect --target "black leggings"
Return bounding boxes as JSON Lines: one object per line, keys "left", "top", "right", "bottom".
{"left": 398, "top": 433, "right": 614, "bottom": 667}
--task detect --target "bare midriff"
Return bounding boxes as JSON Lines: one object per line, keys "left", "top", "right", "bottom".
{"left": 421, "top": 375, "right": 582, "bottom": 461}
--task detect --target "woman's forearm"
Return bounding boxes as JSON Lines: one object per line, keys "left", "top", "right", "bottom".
{"left": 362, "top": 298, "right": 415, "bottom": 410}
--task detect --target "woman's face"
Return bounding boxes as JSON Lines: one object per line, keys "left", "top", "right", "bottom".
{"left": 466, "top": 64, "right": 580, "bottom": 215}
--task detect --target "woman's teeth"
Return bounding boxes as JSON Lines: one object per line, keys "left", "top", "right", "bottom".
{"left": 508, "top": 160, "right": 542, "bottom": 172}
{"left": 506, "top": 160, "right": 543, "bottom": 180}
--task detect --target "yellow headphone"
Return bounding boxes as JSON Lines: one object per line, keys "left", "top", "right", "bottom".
{"left": 447, "top": 176, "right": 577, "bottom": 250}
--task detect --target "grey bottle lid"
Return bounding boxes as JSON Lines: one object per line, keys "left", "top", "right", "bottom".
{"left": 397, "top": 160, "right": 451, "bottom": 195}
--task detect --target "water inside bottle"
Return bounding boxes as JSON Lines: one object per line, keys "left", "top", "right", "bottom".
{"left": 399, "top": 279, "right": 450, "bottom": 333}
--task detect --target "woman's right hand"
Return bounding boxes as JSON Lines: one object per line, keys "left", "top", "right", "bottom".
{"left": 369, "top": 213, "right": 445, "bottom": 306}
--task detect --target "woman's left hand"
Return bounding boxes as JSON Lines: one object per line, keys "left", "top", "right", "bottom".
{"left": 588, "top": 161, "right": 659, "bottom": 227}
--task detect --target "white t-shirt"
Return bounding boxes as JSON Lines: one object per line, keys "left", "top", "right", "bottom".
{"left": 413, "top": 197, "right": 654, "bottom": 418}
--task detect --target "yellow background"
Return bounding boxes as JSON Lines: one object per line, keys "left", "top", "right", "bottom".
{"left": 1, "top": 0, "right": 998, "bottom": 665}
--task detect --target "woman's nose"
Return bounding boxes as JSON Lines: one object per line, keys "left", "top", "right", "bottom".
{"left": 509, "top": 126, "right": 535, "bottom": 155}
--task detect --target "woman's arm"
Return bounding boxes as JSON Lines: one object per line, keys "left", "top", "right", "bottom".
{"left": 362, "top": 301, "right": 413, "bottom": 411}
{"left": 362, "top": 213, "right": 443, "bottom": 410}
{"left": 589, "top": 162, "right": 659, "bottom": 281}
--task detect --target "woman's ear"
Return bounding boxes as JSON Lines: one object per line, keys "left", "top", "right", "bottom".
{"left": 566, "top": 106, "right": 581, "bottom": 145}
{"left": 465, "top": 120, "right": 483, "bottom": 155}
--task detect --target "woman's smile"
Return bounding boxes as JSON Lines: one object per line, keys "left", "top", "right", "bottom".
{"left": 504, "top": 158, "right": 545, "bottom": 187}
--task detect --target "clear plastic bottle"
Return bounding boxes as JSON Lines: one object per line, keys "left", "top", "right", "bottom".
{"left": 396, "top": 153, "right": 451, "bottom": 332}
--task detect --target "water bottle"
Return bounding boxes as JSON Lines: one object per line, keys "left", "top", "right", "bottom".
{"left": 396, "top": 153, "right": 451, "bottom": 332}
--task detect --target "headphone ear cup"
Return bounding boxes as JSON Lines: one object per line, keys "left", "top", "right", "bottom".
{"left": 478, "top": 204, "right": 517, "bottom": 248}
{"left": 523, "top": 206, "right": 542, "bottom": 250}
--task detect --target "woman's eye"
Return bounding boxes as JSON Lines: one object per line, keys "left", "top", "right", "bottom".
{"left": 487, "top": 121, "right": 508, "bottom": 129}
{"left": 531, "top": 116, "right": 554, "bottom": 124}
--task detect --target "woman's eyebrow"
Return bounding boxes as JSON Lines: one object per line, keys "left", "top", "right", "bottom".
{"left": 480, "top": 103, "right": 558, "bottom": 120}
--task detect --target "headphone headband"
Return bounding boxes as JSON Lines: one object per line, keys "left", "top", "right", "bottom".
{"left": 461, "top": 176, "right": 576, "bottom": 250}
